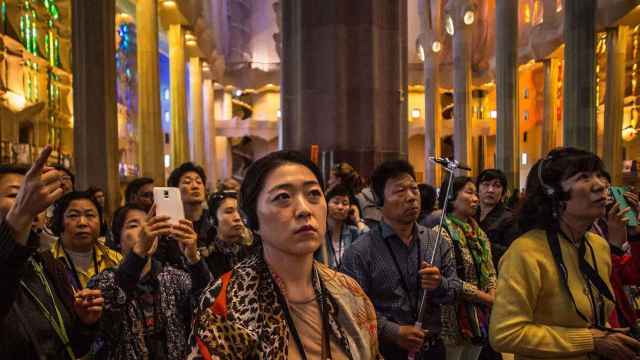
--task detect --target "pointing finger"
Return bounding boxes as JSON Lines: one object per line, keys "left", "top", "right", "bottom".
{"left": 26, "top": 145, "right": 52, "bottom": 180}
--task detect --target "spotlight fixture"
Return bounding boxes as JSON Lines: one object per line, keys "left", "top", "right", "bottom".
{"left": 432, "top": 41, "right": 442, "bottom": 53}
{"left": 464, "top": 10, "right": 475, "bottom": 25}
{"left": 445, "top": 16, "right": 454, "bottom": 36}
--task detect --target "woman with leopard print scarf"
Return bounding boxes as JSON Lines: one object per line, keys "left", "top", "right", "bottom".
{"left": 188, "top": 150, "right": 382, "bottom": 360}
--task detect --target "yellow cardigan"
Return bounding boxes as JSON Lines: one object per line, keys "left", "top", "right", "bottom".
{"left": 489, "top": 229, "right": 614, "bottom": 360}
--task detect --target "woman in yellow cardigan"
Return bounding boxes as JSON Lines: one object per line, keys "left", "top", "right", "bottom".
{"left": 489, "top": 147, "right": 640, "bottom": 360}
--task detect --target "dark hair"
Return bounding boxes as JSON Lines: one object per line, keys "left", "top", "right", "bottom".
{"left": 518, "top": 147, "right": 605, "bottom": 233}
{"left": 125, "top": 177, "right": 154, "bottom": 203}
{"left": 0, "top": 164, "right": 29, "bottom": 182}
{"left": 208, "top": 191, "right": 239, "bottom": 226}
{"left": 477, "top": 169, "right": 508, "bottom": 192}
{"left": 600, "top": 170, "right": 612, "bottom": 184}
{"left": 438, "top": 176, "right": 474, "bottom": 213}
{"left": 87, "top": 186, "right": 104, "bottom": 196}
{"left": 325, "top": 183, "right": 353, "bottom": 203}
{"left": 167, "top": 162, "right": 207, "bottom": 188}
{"left": 240, "top": 150, "right": 324, "bottom": 230}
{"left": 419, "top": 183, "right": 437, "bottom": 216}
{"left": 371, "top": 160, "right": 416, "bottom": 206}
{"left": 51, "top": 191, "right": 104, "bottom": 236}
{"left": 54, "top": 165, "right": 75, "bottom": 186}
{"left": 111, "top": 204, "right": 147, "bottom": 246}
{"left": 332, "top": 162, "right": 364, "bottom": 193}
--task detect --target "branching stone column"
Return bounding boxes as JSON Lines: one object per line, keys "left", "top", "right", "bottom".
{"left": 563, "top": 0, "right": 597, "bottom": 152}
{"left": 604, "top": 26, "right": 628, "bottom": 185}
{"left": 72, "top": 0, "right": 119, "bottom": 213}
{"left": 495, "top": 0, "right": 519, "bottom": 188}
{"left": 423, "top": 0, "right": 443, "bottom": 186}
{"left": 542, "top": 58, "right": 559, "bottom": 155}
{"left": 446, "top": 0, "right": 475, "bottom": 168}
{"left": 280, "top": 0, "right": 408, "bottom": 177}
{"left": 189, "top": 57, "right": 204, "bottom": 166}
{"left": 168, "top": 24, "right": 189, "bottom": 167}
{"left": 136, "top": 0, "right": 164, "bottom": 184}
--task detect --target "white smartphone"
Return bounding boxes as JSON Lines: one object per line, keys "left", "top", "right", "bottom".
{"left": 153, "top": 187, "right": 185, "bottom": 224}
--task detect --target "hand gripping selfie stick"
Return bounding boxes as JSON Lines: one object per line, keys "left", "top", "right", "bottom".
{"left": 408, "top": 156, "right": 471, "bottom": 360}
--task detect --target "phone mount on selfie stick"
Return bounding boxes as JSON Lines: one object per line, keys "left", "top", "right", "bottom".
{"left": 408, "top": 156, "right": 471, "bottom": 360}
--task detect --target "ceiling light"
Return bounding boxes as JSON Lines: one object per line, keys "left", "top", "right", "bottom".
{"left": 445, "top": 16, "right": 454, "bottom": 36}
{"left": 464, "top": 11, "right": 475, "bottom": 25}
{"left": 412, "top": 108, "right": 421, "bottom": 119}
{"left": 432, "top": 41, "right": 442, "bottom": 53}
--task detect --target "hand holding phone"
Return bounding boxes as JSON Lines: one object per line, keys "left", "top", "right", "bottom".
{"left": 153, "top": 187, "right": 185, "bottom": 225}
{"left": 610, "top": 186, "right": 639, "bottom": 227}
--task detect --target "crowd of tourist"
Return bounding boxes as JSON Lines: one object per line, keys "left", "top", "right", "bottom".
{"left": 3, "top": 143, "right": 640, "bottom": 360}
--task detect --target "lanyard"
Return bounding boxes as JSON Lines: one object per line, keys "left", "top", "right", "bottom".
{"left": 20, "top": 258, "right": 76, "bottom": 360}
{"left": 58, "top": 241, "right": 99, "bottom": 289}
{"left": 272, "top": 268, "right": 333, "bottom": 360}
{"left": 328, "top": 227, "right": 344, "bottom": 268}
{"left": 378, "top": 224, "right": 422, "bottom": 317}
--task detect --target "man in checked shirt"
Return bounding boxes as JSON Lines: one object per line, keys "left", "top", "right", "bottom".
{"left": 340, "top": 160, "right": 460, "bottom": 360}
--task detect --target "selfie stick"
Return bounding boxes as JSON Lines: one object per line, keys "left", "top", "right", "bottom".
{"left": 408, "top": 156, "right": 471, "bottom": 360}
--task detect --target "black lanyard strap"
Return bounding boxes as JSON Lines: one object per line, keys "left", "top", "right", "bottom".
{"left": 377, "top": 224, "right": 422, "bottom": 318}
{"left": 547, "top": 228, "right": 616, "bottom": 328}
{"left": 272, "top": 267, "right": 333, "bottom": 360}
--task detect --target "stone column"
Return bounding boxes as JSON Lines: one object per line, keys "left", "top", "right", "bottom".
{"left": 281, "top": 0, "right": 408, "bottom": 178}
{"left": 189, "top": 57, "right": 204, "bottom": 166}
{"left": 542, "top": 58, "right": 558, "bottom": 155}
{"left": 446, "top": 0, "right": 474, "bottom": 168}
{"left": 423, "top": 0, "right": 443, "bottom": 186}
{"left": 495, "top": 0, "right": 519, "bottom": 188}
{"left": 168, "top": 24, "right": 189, "bottom": 167}
{"left": 563, "top": 0, "right": 597, "bottom": 152}
{"left": 72, "top": 0, "right": 119, "bottom": 213}
{"left": 604, "top": 26, "right": 628, "bottom": 185}
{"left": 203, "top": 79, "right": 218, "bottom": 189}
{"left": 136, "top": 0, "right": 164, "bottom": 185}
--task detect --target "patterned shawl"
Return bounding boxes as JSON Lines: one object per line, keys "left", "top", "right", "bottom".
{"left": 186, "top": 253, "right": 382, "bottom": 360}
{"left": 445, "top": 215, "right": 494, "bottom": 290}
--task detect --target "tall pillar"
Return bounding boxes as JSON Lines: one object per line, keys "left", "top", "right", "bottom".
{"left": 423, "top": 0, "right": 442, "bottom": 186}
{"left": 203, "top": 79, "right": 218, "bottom": 189}
{"left": 189, "top": 57, "right": 204, "bottom": 166}
{"left": 446, "top": 0, "right": 474, "bottom": 168}
{"left": 168, "top": 24, "right": 189, "bottom": 167}
{"left": 542, "top": 58, "right": 559, "bottom": 155}
{"left": 563, "top": 0, "right": 597, "bottom": 152}
{"left": 495, "top": 0, "right": 519, "bottom": 188}
{"left": 281, "top": 0, "right": 408, "bottom": 178}
{"left": 136, "top": 0, "right": 164, "bottom": 184}
{"left": 604, "top": 26, "right": 628, "bottom": 185}
{"left": 72, "top": 0, "right": 119, "bottom": 213}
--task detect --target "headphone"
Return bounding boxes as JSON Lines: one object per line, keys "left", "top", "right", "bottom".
{"left": 537, "top": 154, "right": 568, "bottom": 217}
{"left": 207, "top": 190, "right": 253, "bottom": 237}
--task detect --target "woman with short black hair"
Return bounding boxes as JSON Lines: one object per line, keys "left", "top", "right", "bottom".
{"left": 490, "top": 147, "right": 640, "bottom": 360}
{"left": 189, "top": 150, "right": 382, "bottom": 359}
{"left": 88, "top": 204, "right": 211, "bottom": 360}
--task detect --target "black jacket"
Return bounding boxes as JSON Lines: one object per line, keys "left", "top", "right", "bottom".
{"left": 476, "top": 203, "right": 519, "bottom": 269}
{"left": 0, "top": 221, "right": 95, "bottom": 359}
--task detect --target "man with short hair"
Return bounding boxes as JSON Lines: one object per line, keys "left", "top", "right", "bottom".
{"left": 341, "top": 160, "right": 459, "bottom": 360}
{"left": 475, "top": 169, "right": 518, "bottom": 267}
{"left": 124, "top": 177, "right": 154, "bottom": 212}
{"left": 156, "top": 162, "right": 213, "bottom": 267}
